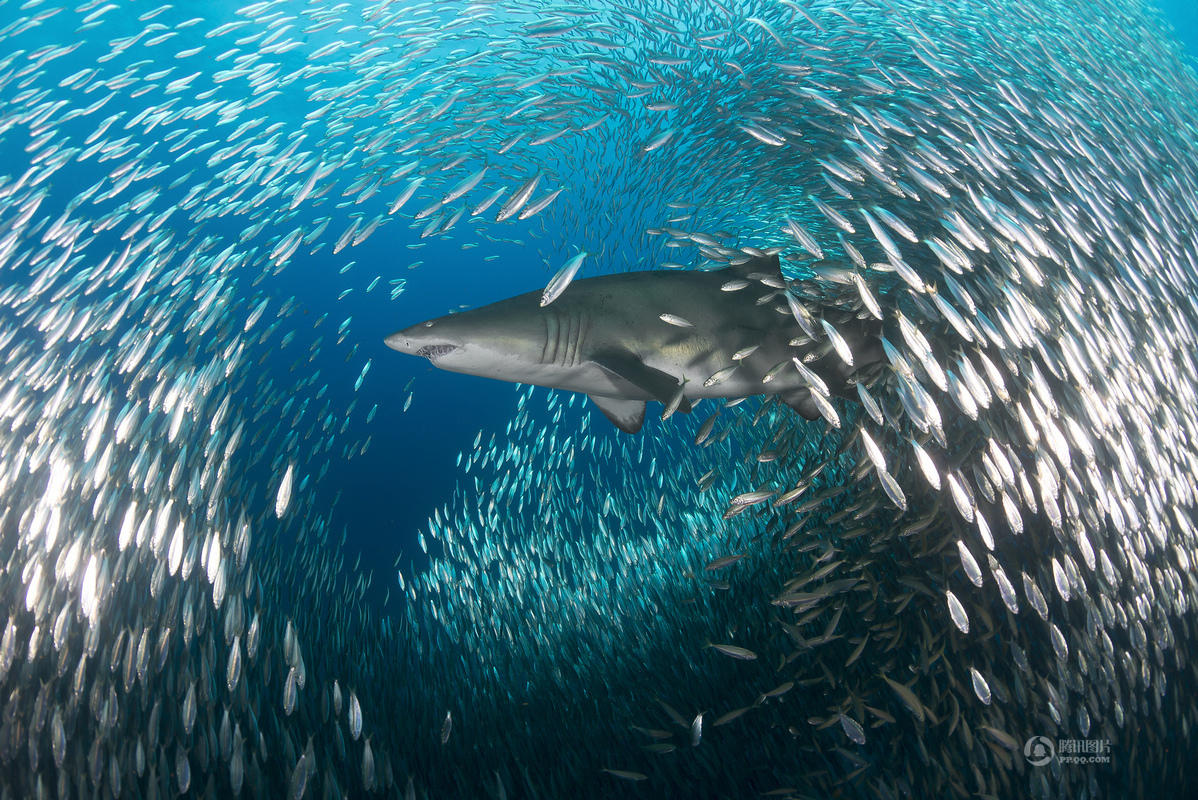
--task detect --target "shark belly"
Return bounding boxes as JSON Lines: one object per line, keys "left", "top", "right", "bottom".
{"left": 518, "top": 362, "right": 653, "bottom": 400}
{"left": 641, "top": 341, "right": 804, "bottom": 400}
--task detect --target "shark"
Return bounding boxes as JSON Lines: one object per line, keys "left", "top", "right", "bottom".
{"left": 384, "top": 253, "right": 883, "bottom": 433}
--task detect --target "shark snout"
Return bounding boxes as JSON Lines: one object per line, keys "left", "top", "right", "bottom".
{"left": 383, "top": 330, "right": 416, "bottom": 353}
{"left": 384, "top": 321, "right": 459, "bottom": 360}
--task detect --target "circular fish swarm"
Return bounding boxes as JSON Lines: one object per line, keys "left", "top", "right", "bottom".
{"left": 0, "top": 0, "right": 1193, "bottom": 798}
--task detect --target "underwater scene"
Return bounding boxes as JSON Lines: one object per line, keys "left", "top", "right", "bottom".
{"left": 0, "top": 0, "right": 1197, "bottom": 797}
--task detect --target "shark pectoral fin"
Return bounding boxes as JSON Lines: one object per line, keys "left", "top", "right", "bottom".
{"left": 589, "top": 395, "right": 646, "bottom": 434}
{"left": 591, "top": 351, "right": 691, "bottom": 412}
{"left": 781, "top": 389, "right": 821, "bottom": 421}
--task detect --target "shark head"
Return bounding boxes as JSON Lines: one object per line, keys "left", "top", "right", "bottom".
{"left": 384, "top": 298, "right": 549, "bottom": 382}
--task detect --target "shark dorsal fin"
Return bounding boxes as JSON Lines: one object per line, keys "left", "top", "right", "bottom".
{"left": 726, "top": 252, "right": 782, "bottom": 281}
{"left": 589, "top": 395, "right": 646, "bottom": 434}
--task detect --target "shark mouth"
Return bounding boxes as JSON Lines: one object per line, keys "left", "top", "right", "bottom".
{"left": 416, "top": 344, "right": 457, "bottom": 360}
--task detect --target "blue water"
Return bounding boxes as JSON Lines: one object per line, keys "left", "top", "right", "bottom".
{"left": 331, "top": 234, "right": 537, "bottom": 586}
{"left": 1161, "top": 0, "right": 1198, "bottom": 64}
{"left": 313, "top": 0, "right": 1198, "bottom": 599}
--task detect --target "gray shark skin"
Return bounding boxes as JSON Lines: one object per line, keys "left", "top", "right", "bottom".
{"left": 385, "top": 254, "right": 882, "bottom": 432}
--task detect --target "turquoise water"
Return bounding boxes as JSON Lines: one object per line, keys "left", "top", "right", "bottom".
{"left": 1162, "top": 0, "right": 1197, "bottom": 61}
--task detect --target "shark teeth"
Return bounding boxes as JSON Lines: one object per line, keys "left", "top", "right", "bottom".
{"left": 416, "top": 344, "right": 457, "bottom": 359}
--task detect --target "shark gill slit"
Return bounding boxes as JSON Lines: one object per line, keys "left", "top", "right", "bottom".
{"left": 553, "top": 311, "right": 566, "bottom": 367}
{"left": 561, "top": 310, "right": 578, "bottom": 368}
{"left": 556, "top": 311, "right": 570, "bottom": 368}
{"left": 541, "top": 312, "right": 557, "bottom": 366}
{"left": 569, "top": 311, "right": 588, "bottom": 368}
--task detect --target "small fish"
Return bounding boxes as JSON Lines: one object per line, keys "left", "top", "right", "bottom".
{"left": 820, "top": 318, "right": 854, "bottom": 366}
{"left": 786, "top": 293, "right": 817, "bottom": 338}
{"left": 732, "top": 344, "right": 759, "bottom": 361}
{"left": 283, "top": 667, "right": 298, "bottom": 716}
{"left": 728, "top": 490, "right": 774, "bottom": 507}
{"left": 851, "top": 272, "right": 882, "bottom": 319}
{"left": 643, "top": 128, "right": 676, "bottom": 152}
{"left": 762, "top": 360, "right": 790, "bottom": 384}
{"left": 839, "top": 714, "right": 866, "bottom": 745}
{"left": 761, "top": 681, "right": 794, "bottom": 700}
{"left": 970, "top": 668, "right": 992, "bottom": 705}
{"left": 910, "top": 438, "right": 941, "bottom": 490}
{"left": 945, "top": 590, "right": 969, "bottom": 634}
{"left": 790, "top": 358, "right": 828, "bottom": 397}
{"left": 349, "top": 692, "right": 362, "bottom": 740}
{"left": 694, "top": 412, "right": 719, "bottom": 444}
{"left": 872, "top": 204, "right": 919, "bottom": 242}
{"left": 981, "top": 726, "right": 1020, "bottom": 751}
{"left": 275, "top": 464, "right": 294, "bottom": 518}
{"left": 784, "top": 217, "right": 824, "bottom": 259}
{"left": 495, "top": 174, "right": 541, "bottom": 221}
{"left": 958, "top": 541, "right": 983, "bottom": 588}
{"left": 857, "top": 383, "right": 884, "bottom": 425}
{"left": 517, "top": 187, "right": 563, "bottom": 220}
{"left": 602, "top": 768, "right": 647, "bottom": 781}
{"left": 807, "top": 388, "right": 841, "bottom": 429}
{"left": 859, "top": 207, "right": 902, "bottom": 262}
{"left": 704, "top": 553, "right": 746, "bottom": 571}
{"left": 707, "top": 643, "right": 758, "bottom": 660}
{"left": 811, "top": 195, "right": 856, "bottom": 233}
{"left": 661, "top": 382, "right": 688, "bottom": 421}
{"left": 540, "top": 252, "right": 586, "bottom": 307}
{"left": 471, "top": 185, "right": 508, "bottom": 216}
{"left": 659, "top": 313, "right": 694, "bottom": 327}
{"left": 877, "top": 468, "right": 907, "bottom": 511}
{"left": 882, "top": 676, "right": 925, "bottom": 722}
{"left": 703, "top": 364, "right": 738, "bottom": 387}
{"left": 738, "top": 122, "right": 785, "bottom": 146}
{"left": 389, "top": 176, "right": 425, "bottom": 215}
{"left": 859, "top": 428, "right": 886, "bottom": 471}
{"left": 442, "top": 166, "right": 487, "bottom": 205}
{"left": 713, "top": 706, "right": 754, "bottom": 726}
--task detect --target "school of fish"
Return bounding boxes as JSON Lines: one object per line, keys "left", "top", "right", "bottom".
{"left": 0, "top": 0, "right": 1195, "bottom": 798}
